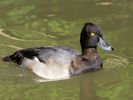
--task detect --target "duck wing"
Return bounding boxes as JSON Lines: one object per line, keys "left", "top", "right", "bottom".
{"left": 35, "top": 46, "right": 80, "bottom": 64}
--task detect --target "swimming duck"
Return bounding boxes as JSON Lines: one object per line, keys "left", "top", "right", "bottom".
{"left": 2, "top": 22, "right": 113, "bottom": 79}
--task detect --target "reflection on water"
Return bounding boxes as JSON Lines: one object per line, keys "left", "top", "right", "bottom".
{"left": 80, "top": 66, "right": 133, "bottom": 100}
{"left": 0, "top": 0, "right": 133, "bottom": 100}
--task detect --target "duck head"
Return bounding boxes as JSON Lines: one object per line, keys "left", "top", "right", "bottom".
{"left": 80, "top": 22, "right": 113, "bottom": 53}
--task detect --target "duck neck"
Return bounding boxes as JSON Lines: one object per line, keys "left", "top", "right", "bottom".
{"left": 81, "top": 47, "right": 97, "bottom": 60}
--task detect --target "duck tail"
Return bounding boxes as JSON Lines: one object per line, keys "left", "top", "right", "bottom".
{"left": 2, "top": 55, "right": 12, "bottom": 62}
{"left": 2, "top": 51, "right": 24, "bottom": 65}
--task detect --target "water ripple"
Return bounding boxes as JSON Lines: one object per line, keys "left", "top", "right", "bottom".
{"left": 103, "top": 54, "right": 130, "bottom": 70}
{"left": 0, "top": 28, "right": 30, "bottom": 41}
{"left": 0, "top": 44, "right": 22, "bottom": 50}
{"left": 0, "top": 28, "right": 48, "bottom": 41}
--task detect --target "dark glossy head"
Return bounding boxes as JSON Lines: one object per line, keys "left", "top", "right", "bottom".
{"left": 80, "top": 22, "right": 113, "bottom": 51}
{"left": 80, "top": 23, "right": 102, "bottom": 50}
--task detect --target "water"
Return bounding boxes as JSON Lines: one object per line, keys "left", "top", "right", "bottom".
{"left": 0, "top": 0, "right": 133, "bottom": 100}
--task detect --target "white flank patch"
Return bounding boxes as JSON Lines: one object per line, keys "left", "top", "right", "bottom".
{"left": 22, "top": 57, "right": 70, "bottom": 80}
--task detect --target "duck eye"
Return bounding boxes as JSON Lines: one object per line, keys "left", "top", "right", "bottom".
{"left": 91, "top": 32, "right": 95, "bottom": 36}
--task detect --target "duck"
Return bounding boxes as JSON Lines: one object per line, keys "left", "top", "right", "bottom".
{"left": 2, "top": 22, "right": 113, "bottom": 79}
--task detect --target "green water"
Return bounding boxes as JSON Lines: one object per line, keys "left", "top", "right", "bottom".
{"left": 0, "top": 0, "right": 133, "bottom": 100}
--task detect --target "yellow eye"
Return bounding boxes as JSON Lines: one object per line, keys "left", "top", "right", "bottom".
{"left": 91, "top": 32, "right": 95, "bottom": 36}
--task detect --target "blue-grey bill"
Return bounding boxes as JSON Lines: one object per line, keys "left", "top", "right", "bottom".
{"left": 97, "top": 37, "right": 113, "bottom": 51}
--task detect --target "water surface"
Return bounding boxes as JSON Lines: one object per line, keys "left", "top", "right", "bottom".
{"left": 0, "top": 0, "right": 133, "bottom": 100}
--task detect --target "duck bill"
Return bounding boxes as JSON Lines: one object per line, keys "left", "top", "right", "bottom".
{"left": 97, "top": 37, "right": 113, "bottom": 51}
